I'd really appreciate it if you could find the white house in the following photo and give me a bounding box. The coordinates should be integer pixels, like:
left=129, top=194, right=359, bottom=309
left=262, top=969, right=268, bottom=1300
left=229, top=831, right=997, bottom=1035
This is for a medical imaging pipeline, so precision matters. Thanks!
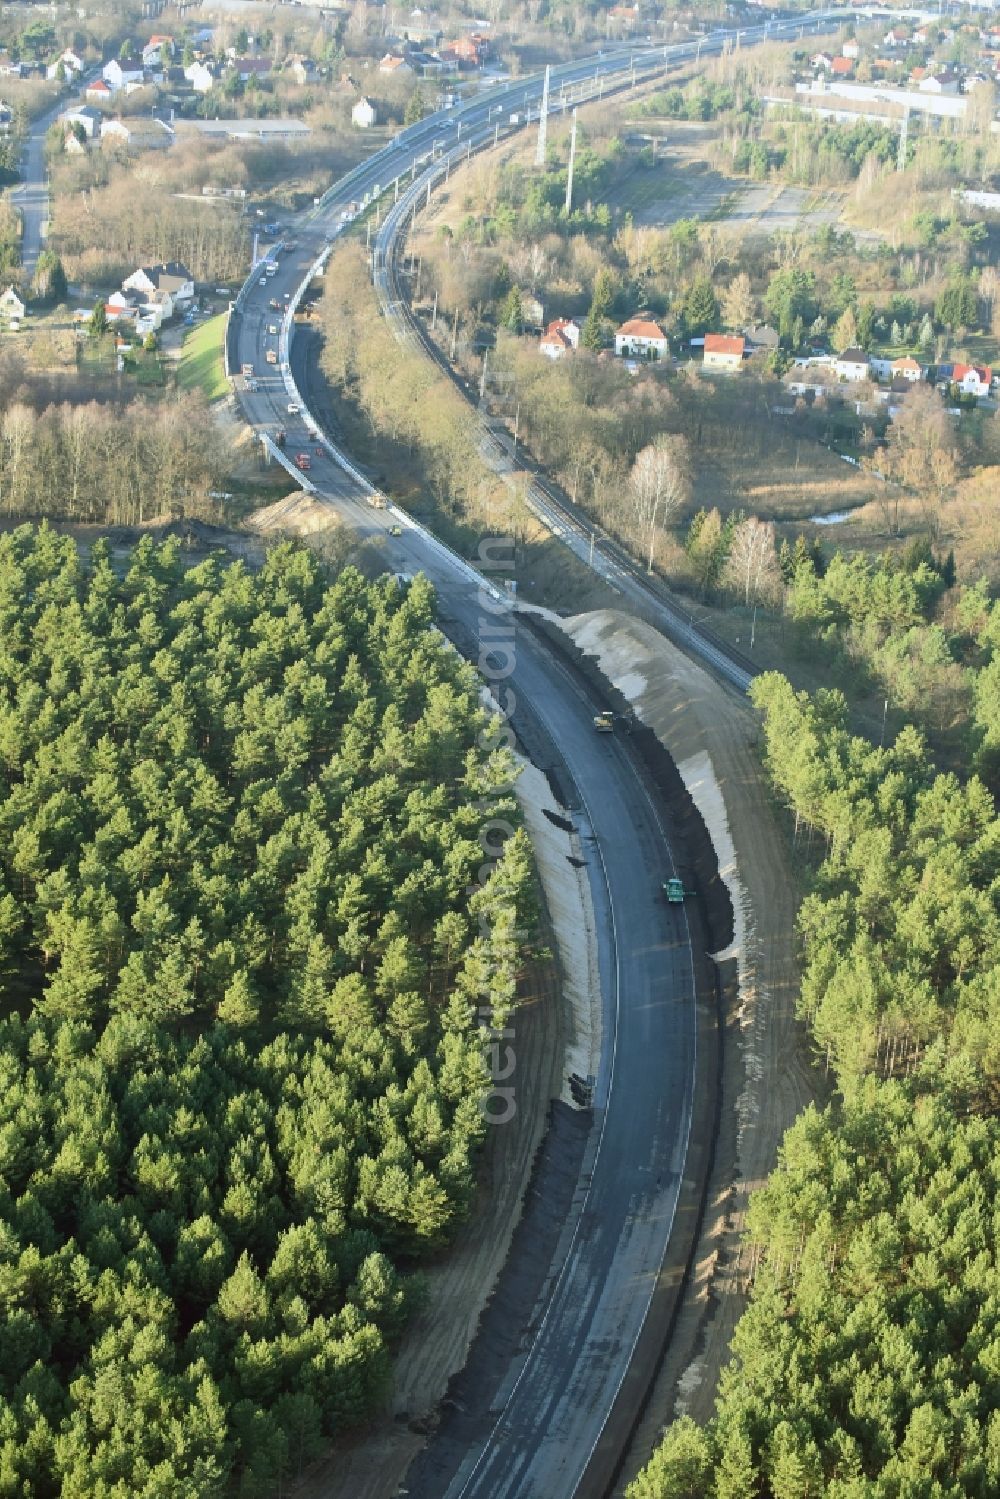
left=142, top=40, right=172, bottom=68
left=703, top=332, right=745, bottom=372
left=0, top=285, right=26, bottom=322
left=614, top=316, right=669, bottom=360
left=123, top=261, right=194, bottom=306
left=950, top=361, right=993, bottom=396
left=289, top=57, right=319, bottom=85
left=919, top=69, right=960, bottom=94
left=85, top=78, right=112, bottom=103
left=842, top=40, right=860, bottom=59
left=184, top=61, right=217, bottom=93
left=891, top=355, right=923, bottom=382
left=811, top=51, right=833, bottom=70
left=103, top=57, right=146, bottom=93
left=539, top=318, right=581, bottom=359
left=834, top=346, right=870, bottom=381
left=884, top=25, right=910, bottom=46
left=47, top=48, right=85, bottom=81
left=351, top=95, right=377, bottom=127
left=62, top=105, right=102, bottom=139
left=108, top=286, right=173, bottom=331
left=379, top=53, right=413, bottom=75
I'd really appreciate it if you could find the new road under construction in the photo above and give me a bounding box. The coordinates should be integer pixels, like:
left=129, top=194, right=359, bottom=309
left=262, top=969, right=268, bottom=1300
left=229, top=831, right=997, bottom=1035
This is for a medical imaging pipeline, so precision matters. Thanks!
left=224, top=13, right=877, bottom=1493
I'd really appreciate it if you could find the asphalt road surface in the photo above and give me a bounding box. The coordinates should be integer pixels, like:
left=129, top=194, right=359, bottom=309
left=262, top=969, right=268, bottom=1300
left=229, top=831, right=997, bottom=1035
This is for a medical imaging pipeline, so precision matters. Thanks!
left=11, top=70, right=99, bottom=278
left=226, top=15, right=851, bottom=1492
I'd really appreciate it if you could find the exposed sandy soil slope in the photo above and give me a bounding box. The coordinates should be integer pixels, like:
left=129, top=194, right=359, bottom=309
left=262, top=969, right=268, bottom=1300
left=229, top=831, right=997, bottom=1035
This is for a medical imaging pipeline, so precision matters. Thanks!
left=557, top=611, right=819, bottom=1488
left=291, top=747, right=600, bottom=1499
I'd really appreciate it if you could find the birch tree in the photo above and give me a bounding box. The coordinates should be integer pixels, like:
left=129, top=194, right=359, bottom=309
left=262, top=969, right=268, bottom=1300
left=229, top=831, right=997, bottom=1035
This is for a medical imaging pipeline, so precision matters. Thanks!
left=628, top=435, right=691, bottom=573
left=723, top=515, right=781, bottom=607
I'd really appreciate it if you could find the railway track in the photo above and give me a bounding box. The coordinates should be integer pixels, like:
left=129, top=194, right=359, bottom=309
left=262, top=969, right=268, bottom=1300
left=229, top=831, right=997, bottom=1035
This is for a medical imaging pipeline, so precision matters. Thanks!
left=373, top=143, right=756, bottom=696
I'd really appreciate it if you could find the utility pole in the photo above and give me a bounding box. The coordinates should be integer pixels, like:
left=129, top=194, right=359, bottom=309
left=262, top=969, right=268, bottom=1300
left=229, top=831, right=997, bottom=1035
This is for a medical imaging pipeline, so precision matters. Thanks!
left=479, top=348, right=489, bottom=402
left=535, top=64, right=550, bottom=166
left=897, top=107, right=909, bottom=172
left=431, top=288, right=438, bottom=330
left=512, top=402, right=519, bottom=458
left=450, top=305, right=459, bottom=361
left=565, top=108, right=578, bottom=214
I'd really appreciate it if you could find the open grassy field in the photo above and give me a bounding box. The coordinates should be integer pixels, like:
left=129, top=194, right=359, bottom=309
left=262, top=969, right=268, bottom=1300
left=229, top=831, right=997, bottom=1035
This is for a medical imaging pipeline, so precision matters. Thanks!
left=177, top=313, right=229, bottom=402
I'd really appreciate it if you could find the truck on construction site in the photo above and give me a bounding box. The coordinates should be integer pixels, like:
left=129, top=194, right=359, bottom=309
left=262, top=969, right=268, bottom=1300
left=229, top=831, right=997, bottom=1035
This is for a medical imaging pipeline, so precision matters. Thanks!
left=368, top=493, right=387, bottom=509
left=241, top=362, right=253, bottom=377
left=294, top=452, right=311, bottom=472
left=593, top=712, right=615, bottom=733
left=266, top=349, right=278, bottom=365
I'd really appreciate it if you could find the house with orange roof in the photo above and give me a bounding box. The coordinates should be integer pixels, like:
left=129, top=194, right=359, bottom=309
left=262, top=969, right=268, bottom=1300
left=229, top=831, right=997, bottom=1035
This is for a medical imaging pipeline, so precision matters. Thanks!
left=539, top=318, right=580, bottom=360
left=614, top=316, right=668, bottom=360
left=703, top=332, right=745, bottom=372
left=890, top=355, right=923, bottom=382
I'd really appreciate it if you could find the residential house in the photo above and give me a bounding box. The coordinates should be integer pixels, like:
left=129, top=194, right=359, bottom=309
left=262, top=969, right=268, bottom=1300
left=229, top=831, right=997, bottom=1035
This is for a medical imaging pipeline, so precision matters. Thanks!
left=0, top=101, right=12, bottom=132
left=102, top=117, right=174, bottom=151
left=884, top=26, right=910, bottom=46
left=539, top=318, right=580, bottom=359
left=288, top=56, right=319, bottom=85
left=950, top=360, right=992, bottom=396
left=47, top=48, right=85, bottom=81
left=123, top=261, right=194, bottom=306
left=834, top=346, right=870, bottom=381
left=0, top=59, right=28, bottom=80
left=441, top=34, right=489, bottom=68
left=891, top=355, right=923, bottom=382
left=919, top=69, right=960, bottom=94
left=149, top=34, right=175, bottom=52
left=0, top=285, right=26, bottom=322
left=703, top=332, right=745, bottom=371
left=85, top=78, right=112, bottom=103
left=614, top=316, right=668, bottom=360
left=842, top=39, right=860, bottom=59
left=108, top=287, right=174, bottom=332
left=103, top=58, right=146, bottom=93
left=352, top=95, right=377, bottom=127
left=379, top=53, right=413, bottom=75
left=63, top=127, right=87, bottom=154
left=831, top=56, right=854, bottom=77
left=228, top=56, right=272, bottom=83
left=811, top=52, right=833, bottom=71
left=184, top=61, right=217, bottom=93
left=62, top=104, right=102, bottom=138
left=744, top=323, right=780, bottom=351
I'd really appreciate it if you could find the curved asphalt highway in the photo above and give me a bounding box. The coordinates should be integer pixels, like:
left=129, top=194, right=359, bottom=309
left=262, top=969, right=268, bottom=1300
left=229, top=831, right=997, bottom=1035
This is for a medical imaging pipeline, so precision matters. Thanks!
left=228, top=13, right=889, bottom=1492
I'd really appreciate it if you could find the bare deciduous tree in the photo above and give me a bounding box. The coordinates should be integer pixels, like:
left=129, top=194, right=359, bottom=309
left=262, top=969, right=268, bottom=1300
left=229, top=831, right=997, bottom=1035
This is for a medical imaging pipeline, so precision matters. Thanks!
left=723, top=515, right=781, bottom=607
left=628, top=435, right=691, bottom=573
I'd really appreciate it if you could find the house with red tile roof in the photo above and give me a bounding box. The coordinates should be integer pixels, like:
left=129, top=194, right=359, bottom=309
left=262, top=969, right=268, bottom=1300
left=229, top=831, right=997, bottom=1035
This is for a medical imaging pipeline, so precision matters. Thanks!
left=703, top=333, right=745, bottom=371
left=614, top=316, right=668, bottom=360
left=950, top=361, right=993, bottom=396
left=539, top=318, right=580, bottom=360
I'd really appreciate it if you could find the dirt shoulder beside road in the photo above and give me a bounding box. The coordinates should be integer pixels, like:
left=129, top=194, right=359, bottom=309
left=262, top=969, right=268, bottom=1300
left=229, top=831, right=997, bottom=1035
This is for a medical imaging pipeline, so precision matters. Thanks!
left=558, top=609, right=819, bottom=1489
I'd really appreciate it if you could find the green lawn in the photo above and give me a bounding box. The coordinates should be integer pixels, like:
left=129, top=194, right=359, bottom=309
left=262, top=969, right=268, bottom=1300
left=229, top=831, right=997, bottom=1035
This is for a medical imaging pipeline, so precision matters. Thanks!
left=178, top=313, right=229, bottom=401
